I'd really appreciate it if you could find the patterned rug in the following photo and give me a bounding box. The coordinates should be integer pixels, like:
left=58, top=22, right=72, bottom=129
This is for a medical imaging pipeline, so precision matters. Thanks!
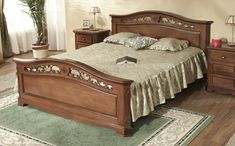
left=0, top=72, right=16, bottom=96
left=0, top=93, right=213, bottom=146
left=226, top=133, right=235, bottom=146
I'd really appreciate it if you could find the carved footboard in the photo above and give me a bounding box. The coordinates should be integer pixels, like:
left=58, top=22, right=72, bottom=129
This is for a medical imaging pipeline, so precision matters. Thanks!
left=14, top=58, right=133, bottom=136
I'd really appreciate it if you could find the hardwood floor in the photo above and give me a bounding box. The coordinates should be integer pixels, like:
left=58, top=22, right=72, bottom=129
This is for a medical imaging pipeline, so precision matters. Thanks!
left=1, top=52, right=235, bottom=146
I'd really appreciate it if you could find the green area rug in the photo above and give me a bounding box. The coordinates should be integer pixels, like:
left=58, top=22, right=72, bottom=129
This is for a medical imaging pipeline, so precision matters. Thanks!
left=0, top=93, right=213, bottom=146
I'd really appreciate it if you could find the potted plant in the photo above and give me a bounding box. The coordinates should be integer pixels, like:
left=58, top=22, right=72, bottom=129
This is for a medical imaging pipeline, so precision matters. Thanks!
left=20, top=0, right=49, bottom=58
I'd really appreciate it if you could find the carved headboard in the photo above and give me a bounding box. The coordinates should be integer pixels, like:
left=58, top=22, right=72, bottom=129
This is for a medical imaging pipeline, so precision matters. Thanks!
left=110, top=11, right=213, bottom=52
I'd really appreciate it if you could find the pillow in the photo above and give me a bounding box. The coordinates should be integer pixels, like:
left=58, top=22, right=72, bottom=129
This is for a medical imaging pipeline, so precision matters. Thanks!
left=124, top=36, right=158, bottom=50
left=149, top=37, right=189, bottom=51
left=103, top=32, right=140, bottom=45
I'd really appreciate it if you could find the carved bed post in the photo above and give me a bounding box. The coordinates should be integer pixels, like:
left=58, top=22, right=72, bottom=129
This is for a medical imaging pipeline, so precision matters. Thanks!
left=116, top=84, right=132, bottom=136
left=16, top=63, right=27, bottom=106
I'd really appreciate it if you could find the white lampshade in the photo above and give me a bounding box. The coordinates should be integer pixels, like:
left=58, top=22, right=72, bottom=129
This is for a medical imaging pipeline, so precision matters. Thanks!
left=226, top=15, right=235, bottom=25
left=90, top=7, right=101, bottom=14
left=225, top=15, right=235, bottom=46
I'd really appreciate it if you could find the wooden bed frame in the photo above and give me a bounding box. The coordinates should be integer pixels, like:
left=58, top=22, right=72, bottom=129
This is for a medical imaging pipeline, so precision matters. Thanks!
left=14, top=11, right=213, bottom=136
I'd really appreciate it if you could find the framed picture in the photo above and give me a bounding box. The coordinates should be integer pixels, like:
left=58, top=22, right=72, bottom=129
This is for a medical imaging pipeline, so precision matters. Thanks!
left=83, top=20, right=90, bottom=30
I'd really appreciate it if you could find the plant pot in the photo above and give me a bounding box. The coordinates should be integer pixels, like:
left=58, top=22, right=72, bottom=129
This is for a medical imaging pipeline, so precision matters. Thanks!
left=32, top=44, right=49, bottom=59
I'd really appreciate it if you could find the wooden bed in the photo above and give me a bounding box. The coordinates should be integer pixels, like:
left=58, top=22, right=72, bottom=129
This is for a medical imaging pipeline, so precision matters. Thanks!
left=14, top=11, right=213, bottom=136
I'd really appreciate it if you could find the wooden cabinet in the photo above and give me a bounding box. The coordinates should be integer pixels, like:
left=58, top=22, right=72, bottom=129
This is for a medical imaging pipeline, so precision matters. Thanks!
left=73, top=29, right=110, bottom=49
left=207, top=45, right=235, bottom=95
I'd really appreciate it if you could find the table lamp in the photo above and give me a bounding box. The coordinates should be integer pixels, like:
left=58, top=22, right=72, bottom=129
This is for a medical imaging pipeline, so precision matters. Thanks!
left=226, top=15, right=235, bottom=46
left=90, top=6, right=101, bottom=31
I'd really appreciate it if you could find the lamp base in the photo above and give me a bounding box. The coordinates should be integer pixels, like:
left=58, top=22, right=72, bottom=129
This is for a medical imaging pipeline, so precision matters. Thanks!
left=227, top=42, right=235, bottom=47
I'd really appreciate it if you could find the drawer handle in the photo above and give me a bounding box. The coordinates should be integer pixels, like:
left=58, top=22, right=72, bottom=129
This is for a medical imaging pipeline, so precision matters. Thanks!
left=221, top=56, right=226, bottom=59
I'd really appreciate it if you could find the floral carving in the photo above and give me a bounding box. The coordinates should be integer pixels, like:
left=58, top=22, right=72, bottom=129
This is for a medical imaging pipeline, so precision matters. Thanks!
left=159, top=16, right=195, bottom=29
left=120, top=15, right=195, bottom=30
left=121, top=15, right=158, bottom=23
left=69, top=68, right=113, bottom=90
left=25, top=65, right=61, bottom=74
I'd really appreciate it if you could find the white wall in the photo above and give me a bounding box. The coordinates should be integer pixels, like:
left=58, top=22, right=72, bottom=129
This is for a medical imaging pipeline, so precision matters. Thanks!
left=65, top=0, right=235, bottom=51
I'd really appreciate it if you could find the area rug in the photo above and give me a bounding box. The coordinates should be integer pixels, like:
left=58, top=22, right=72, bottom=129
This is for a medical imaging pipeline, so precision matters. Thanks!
left=0, top=72, right=16, bottom=96
left=226, top=133, right=235, bottom=146
left=0, top=93, right=213, bottom=146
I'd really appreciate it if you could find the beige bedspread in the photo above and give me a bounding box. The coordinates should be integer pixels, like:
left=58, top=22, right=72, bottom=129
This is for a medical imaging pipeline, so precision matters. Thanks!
left=51, top=42, right=207, bottom=122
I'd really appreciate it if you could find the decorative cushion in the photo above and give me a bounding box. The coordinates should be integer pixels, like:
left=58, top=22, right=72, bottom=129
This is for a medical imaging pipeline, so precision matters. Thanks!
left=149, top=37, right=189, bottom=51
left=104, top=32, right=140, bottom=45
left=124, top=36, right=158, bottom=50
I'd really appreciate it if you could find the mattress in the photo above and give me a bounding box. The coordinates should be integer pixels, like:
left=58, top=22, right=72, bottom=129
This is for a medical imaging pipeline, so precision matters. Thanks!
left=51, top=42, right=207, bottom=122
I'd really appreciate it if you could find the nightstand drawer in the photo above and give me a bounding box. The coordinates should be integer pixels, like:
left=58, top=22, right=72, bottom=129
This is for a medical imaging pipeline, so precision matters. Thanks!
left=75, top=43, right=89, bottom=49
left=213, top=64, right=235, bottom=75
left=208, top=50, right=235, bottom=64
left=76, top=34, right=92, bottom=43
left=212, top=76, right=234, bottom=89
left=73, top=29, right=110, bottom=49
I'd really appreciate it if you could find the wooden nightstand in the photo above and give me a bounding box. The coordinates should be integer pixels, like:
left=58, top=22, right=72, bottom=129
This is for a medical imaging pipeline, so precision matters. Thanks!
left=73, top=29, right=110, bottom=49
left=207, top=44, right=235, bottom=95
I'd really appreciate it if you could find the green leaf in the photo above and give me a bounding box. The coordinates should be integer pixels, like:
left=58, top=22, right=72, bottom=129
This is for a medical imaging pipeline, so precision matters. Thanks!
left=19, top=0, right=47, bottom=45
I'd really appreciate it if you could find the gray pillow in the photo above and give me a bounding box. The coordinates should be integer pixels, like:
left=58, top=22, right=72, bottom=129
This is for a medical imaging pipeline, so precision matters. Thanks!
left=124, top=36, right=158, bottom=50
left=149, top=37, right=189, bottom=51
left=104, top=32, right=140, bottom=45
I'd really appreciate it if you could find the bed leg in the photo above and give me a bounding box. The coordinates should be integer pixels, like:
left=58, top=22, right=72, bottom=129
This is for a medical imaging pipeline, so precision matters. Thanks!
left=18, top=98, right=28, bottom=106
left=116, top=126, right=133, bottom=137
